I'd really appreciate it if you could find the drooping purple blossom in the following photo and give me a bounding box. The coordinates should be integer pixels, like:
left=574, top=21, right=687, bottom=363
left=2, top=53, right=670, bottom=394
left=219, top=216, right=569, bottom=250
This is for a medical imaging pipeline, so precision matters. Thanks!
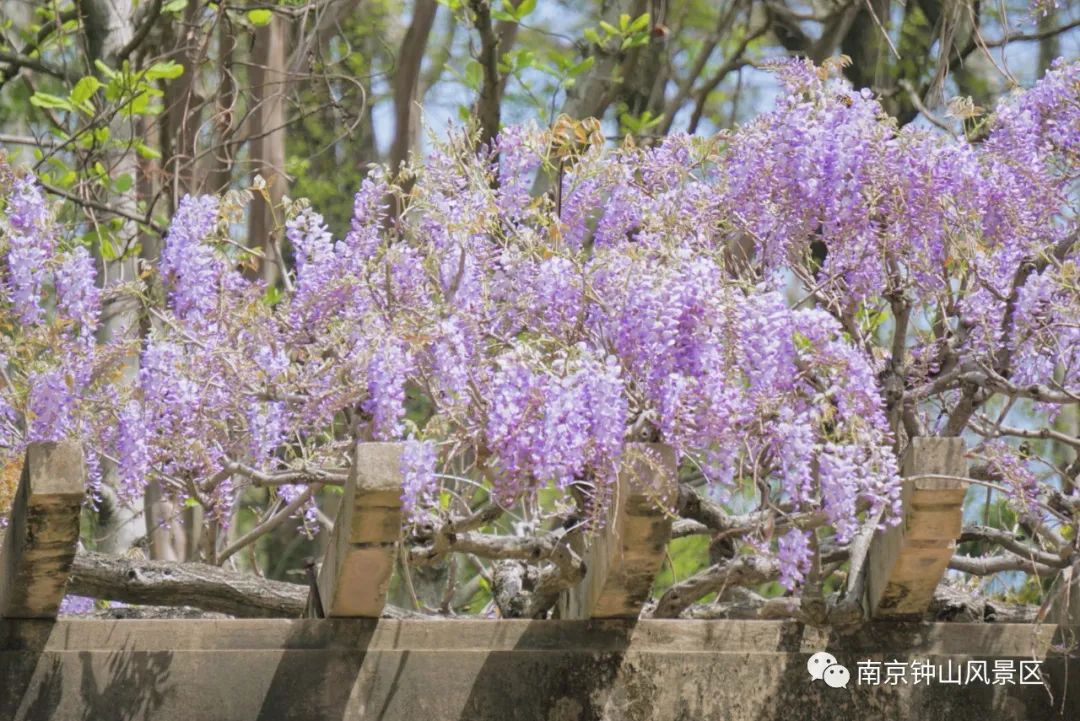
left=401, top=438, right=438, bottom=520
left=116, top=400, right=150, bottom=501
left=778, top=528, right=812, bottom=591
left=363, top=339, right=414, bottom=440
left=3, top=176, right=54, bottom=324
left=159, top=194, right=230, bottom=323
left=55, top=246, right=101, bottom=335
left=26, top=369, right=74, bottom=443
left=483, top=346, right=626, bottom=503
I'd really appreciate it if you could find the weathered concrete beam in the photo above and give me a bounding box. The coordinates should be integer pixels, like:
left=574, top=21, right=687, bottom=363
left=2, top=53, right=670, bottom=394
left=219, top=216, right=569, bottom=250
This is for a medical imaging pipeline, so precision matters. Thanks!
left=1, top=618, right=1076, bottom=720
left=313, top=442, right=403, bottom=618
left=0, top=442, right=84, bottom=619
left=868, top=437, right=968, bottom=619
left=558, top=443, right=677, bottom=619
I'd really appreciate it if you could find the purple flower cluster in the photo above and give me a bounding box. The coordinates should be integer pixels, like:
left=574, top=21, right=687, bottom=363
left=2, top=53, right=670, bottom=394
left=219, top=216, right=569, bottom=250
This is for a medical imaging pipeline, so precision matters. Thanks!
left=363, top=340, right=414, bottom=440
left=483, top=347, right=626, bottom=502
left=777, top=529, right=812, bottom=590
left=116, top=400, right=149, bottom=501
left=1, top=58, right=1076, bottom=582
left=54, top=246, right=101, bottom=335
left=4, top=176, right=54, bottom=324
left=159, top=195, right=232, bottom=323
left=26, top=368, right=74, bottom=442
left=401, top=438, right=438, bottom=519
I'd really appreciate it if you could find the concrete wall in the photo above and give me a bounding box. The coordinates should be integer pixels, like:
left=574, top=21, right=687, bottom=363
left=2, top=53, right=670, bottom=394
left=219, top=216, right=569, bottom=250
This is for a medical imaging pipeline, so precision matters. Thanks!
left=2, top=619, right=1078, bottom=721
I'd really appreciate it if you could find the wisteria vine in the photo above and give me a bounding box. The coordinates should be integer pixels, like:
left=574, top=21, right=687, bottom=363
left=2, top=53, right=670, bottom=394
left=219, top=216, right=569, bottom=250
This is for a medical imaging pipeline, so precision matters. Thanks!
left=0, top=58, right=1077, bottom=613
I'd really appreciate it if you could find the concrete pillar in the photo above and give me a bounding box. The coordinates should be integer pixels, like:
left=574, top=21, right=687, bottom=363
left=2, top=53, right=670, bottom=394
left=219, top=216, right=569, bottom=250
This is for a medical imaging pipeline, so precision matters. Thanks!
left=314, top=442, right=403, bottom=617
left=867, top=437, right=968, bottom=618
left=0, top=442, right=85, bottom=618
left=558, top=443, right=677, bottom=619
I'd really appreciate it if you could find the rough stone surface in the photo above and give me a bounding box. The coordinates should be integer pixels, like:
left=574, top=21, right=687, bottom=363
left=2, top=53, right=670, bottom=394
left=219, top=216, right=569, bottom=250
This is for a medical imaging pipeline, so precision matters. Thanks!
left=1, top=618, right=1077, bottom=720
left=315, top=442, right=403, bottom=618
left=0, top=442, right=84, bottom=619
left=868, top=437, right=968, bottom=618
left=558, top=443, right=676, bottom=619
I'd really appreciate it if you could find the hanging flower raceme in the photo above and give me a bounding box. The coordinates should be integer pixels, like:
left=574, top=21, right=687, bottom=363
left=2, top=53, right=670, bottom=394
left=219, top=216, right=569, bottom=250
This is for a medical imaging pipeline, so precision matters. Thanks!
left=0, top=168, right=111, bottom=477
left=2, top=58, right=1076, bottom=593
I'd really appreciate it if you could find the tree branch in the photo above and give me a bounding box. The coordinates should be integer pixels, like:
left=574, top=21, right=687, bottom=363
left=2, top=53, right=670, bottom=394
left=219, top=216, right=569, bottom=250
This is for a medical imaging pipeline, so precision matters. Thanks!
left=216, top=483, right=322, bottom=565
left=39, top=179, right=165, bottom=234
left=948, top=553, right=1060, bottom=577
left=652, top=554, right=780, bottom=618
left=116, top=0, right=163, bottom=63
left=959, top=524, right=1071, bottom=569
left=0, top=49, right=73, bottom=82
left=69, top=550, right=309, bottom=617
left=68, top=550, right=424, bottom=618
left=389, top=0, right=438, bottom=174
left=468, top=0, right=502, bottom=148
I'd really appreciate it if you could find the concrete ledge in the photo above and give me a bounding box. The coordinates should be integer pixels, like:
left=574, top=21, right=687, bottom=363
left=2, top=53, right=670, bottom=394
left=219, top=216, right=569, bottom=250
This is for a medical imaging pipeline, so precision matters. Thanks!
left=2, top=619, right=1078, bottom=720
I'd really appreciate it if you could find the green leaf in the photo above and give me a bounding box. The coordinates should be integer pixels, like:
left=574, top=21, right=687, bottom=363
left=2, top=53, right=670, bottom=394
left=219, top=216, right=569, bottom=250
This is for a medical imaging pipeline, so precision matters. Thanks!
left=246, top=8, right=273, bottom=26
left=568, top=56, right=594, bottom=76
left=144, top=61, right=184, bottom=80
left=599, top=21, right=618, bottom=35
left=463, top=60, right=482, bottom=90
left=113, top=174, right=133, bottom=193
left=93, top=59, right=118, bottom=79
left=163, top=0, right=188, bottom=11
left=583, top=27, right=601, bottom=45
left=491, top=9, right=515, bottom=22
left=517, top=0, right=536, bottom=17
left=123, top=89, right=163, bottom=116
left=70, top=76, right=102, bottom=106
left=29, top=92, right=71, bottom=111
left=135, top=142, right=162, bottom=160
left=103, top=79, right=122, bottom=102
left=261, top=285, right=283, bottom=306
left=628, top=12, right=651, bottom=33
left=99, top=235, right=118, bottom=262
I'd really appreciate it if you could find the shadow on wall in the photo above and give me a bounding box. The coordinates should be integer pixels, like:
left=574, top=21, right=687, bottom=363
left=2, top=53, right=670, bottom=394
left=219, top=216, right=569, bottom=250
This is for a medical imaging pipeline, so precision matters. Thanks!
left=457, top=620, right=638, bottom=721
left=253, top=620, right=374, bottom=720
left=3, top=618, right=1080, bottom=720
left=752, top=622, right=1080, bottom=721
left=280, top=619, right=641, bottom=721
left=0, top=620, right=61, bottom=721
left=0, top=620, right=175, bottom=721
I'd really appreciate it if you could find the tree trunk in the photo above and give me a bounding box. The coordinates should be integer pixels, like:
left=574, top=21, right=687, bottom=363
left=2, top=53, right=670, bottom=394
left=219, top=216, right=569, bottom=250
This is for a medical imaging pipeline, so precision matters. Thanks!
left=389, top=0, right=438, bottom=175
left=560, top=0, right=647, bottom=121
left=83, top=0, right=147, bottom=556
left=247, top=15, right=288, bottom=285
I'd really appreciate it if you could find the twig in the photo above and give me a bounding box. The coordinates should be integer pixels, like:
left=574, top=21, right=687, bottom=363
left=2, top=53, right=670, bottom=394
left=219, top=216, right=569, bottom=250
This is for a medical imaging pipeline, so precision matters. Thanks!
left=38, top=180, right=165, bottom=234
left=216, top=483, right=322, bottom=564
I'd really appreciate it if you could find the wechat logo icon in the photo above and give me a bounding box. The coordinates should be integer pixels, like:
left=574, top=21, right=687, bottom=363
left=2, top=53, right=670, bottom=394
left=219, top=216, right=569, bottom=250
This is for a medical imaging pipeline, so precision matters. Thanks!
left=807, top=651, right=850, bottom=689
